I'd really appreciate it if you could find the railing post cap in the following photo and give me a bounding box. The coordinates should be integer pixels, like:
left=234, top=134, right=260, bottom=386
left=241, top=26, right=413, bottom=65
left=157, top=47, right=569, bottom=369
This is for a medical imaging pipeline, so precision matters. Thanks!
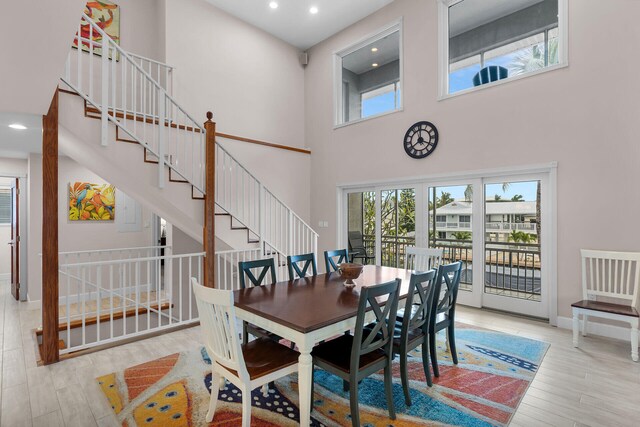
left=206, top=111, right=214, bottom=121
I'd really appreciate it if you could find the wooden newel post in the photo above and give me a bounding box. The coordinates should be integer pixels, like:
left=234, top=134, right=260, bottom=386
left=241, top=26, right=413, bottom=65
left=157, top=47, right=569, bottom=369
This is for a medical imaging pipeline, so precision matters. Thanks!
left=42, top=89, right=60, bottom=364
left=203, top=112, right=216, bottom=288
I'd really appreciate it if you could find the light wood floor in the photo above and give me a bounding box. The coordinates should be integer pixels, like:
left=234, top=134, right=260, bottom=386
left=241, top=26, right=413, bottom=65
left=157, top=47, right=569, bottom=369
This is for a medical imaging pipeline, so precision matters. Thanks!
left=1, top=282, right=639, bottom=427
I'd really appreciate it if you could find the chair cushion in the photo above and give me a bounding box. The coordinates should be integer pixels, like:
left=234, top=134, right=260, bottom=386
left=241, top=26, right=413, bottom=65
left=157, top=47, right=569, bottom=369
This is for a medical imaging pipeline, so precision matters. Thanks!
left=392, top=328, right=425, bottom=348
left=222, top=338, right=299, bottom=381
left=571, top=300, right=639, bottom=317
left=311, top=334, right=387, bottom=374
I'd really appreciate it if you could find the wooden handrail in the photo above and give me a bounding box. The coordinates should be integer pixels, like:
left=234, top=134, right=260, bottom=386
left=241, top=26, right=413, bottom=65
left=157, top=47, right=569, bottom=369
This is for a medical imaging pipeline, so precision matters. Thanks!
left=216, top=132, right=311, bottom=155
left=59, top=89, right=310, bottom=155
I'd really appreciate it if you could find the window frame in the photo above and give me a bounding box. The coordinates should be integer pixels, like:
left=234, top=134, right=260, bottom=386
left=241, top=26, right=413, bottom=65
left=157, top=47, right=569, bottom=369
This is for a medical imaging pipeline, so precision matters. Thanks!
left=333, top=19, right=404, bottom=128
left=437, top=0, right=568, bottom=100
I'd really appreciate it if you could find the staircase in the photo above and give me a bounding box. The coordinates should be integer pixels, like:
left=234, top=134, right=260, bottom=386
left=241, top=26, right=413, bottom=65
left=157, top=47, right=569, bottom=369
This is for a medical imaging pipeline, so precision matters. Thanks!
left=43, top=12, right=317, bottom=357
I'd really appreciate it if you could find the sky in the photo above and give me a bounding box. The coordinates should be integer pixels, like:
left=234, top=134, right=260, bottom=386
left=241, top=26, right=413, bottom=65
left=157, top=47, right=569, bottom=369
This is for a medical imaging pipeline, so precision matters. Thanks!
left=432, top=181, right=538, bottom=202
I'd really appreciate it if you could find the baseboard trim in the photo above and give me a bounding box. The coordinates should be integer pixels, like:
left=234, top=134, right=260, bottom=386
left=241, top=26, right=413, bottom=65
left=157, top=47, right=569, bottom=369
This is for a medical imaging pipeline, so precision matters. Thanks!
left=557, top=316, right=638, bottom=343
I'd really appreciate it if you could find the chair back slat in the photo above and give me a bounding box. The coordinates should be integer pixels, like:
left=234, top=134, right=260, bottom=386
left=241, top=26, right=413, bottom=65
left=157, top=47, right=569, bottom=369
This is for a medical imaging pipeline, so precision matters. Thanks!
left=239, top=258, right=277, bottom=288
left=581, top=250, right=640, bottom=307
left=352, top=279, right=400, bottom=366
left=324, top=249, right=349, bottom=273
left=287, top=253, right=317, bottom=280
left=406, top=247, right=443, bottom=272
left=191, top=278, right=247, bottom=379
left=434, top=262, right=463, bottom=315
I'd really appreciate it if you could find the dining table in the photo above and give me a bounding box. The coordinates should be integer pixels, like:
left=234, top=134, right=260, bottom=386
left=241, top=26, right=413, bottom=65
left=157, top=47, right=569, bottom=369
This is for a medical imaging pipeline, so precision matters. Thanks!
left=233, top=264, right=414, bottom=427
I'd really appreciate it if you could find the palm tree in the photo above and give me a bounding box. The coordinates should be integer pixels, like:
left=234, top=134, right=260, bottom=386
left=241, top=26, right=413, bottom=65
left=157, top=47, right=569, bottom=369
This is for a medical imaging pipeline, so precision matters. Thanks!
left=493, top=194, right=502, bottom=202
left=510, top=37, right=559, bottom=76
left=511, top=194, right=524, bottom=201
left=464, top=182, right=510, bottom=202
left=437, top=191, right=454, bottom=207
left=452, top=231, right=471, bottom=241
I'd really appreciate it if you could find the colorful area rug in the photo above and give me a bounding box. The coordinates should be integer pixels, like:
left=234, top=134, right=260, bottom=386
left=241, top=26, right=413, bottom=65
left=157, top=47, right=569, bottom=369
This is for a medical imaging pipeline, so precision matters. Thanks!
left=97, top=324, right=548, bottom=426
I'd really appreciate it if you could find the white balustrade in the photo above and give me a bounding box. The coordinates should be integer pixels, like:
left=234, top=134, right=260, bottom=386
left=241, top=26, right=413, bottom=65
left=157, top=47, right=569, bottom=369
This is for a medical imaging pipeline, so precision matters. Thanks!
left=58, top=252, right=203, bottom=354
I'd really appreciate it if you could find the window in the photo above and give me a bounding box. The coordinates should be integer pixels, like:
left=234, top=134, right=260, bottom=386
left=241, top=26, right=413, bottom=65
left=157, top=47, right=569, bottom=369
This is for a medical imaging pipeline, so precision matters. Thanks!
left=361, top=82, right=401, bottom=118
left=459, top=215, right=471, bottom=223
left=436, top=215, right=446, bottom=223
left=440, top=0, right=567, bottom=97
left=0, top=188, right=11, bottom=224
left=335, top=21, right=402, bottom=126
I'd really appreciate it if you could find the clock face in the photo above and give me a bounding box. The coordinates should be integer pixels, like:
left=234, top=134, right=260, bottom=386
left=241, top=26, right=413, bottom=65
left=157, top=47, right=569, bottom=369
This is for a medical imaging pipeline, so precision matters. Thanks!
left=404, top=121, right=438, bottom=159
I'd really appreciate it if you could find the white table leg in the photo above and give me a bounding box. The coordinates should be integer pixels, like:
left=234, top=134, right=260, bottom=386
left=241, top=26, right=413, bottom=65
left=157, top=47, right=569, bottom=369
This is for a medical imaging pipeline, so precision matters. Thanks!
left=297, top=340, right=313, bottom=427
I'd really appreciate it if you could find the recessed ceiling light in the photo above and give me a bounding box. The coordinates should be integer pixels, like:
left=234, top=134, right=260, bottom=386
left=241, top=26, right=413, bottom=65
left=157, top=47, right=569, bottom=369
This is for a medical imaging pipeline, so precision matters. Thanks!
left=372, top=63, right=379, bottom=67
left=8, top=123, right=27, bottom=130
left=371, top=47, right=378, bottom=52
left=309, top=6, right=318, bottom=14
left=269, top=1, right=278, bottom=9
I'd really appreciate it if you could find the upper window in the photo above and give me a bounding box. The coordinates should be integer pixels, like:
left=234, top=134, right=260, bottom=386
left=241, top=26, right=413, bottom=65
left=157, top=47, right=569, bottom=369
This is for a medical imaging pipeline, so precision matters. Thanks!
left=335, top=21, right=402, bottom=126
left=440, top=0, right=567, bottom=97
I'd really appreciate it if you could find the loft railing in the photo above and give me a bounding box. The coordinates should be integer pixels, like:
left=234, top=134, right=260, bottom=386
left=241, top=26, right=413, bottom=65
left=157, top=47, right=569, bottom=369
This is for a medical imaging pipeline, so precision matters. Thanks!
left=56, top=252, right=203, bottom=354
left=60, top=12, right=317, bottom=261
left=51, top=247, right=289, bottom=354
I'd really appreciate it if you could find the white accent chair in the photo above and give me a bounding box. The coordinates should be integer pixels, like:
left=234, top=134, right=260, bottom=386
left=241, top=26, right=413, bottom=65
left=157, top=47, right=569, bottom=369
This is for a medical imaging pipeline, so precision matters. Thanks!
left=406, top=247, right=443, bottom=272
left=572, top=250, right=640, bottom=361
left=191, top=278, right=300, bottom=426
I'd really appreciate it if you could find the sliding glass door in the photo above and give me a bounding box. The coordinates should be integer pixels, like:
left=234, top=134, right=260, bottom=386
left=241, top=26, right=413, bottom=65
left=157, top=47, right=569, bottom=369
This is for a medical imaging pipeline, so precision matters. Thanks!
left=482, top=176, right=548, bottom=318
left=345, top=186, right=417, bottom=268
left=341, top=170, right=552, bottom=319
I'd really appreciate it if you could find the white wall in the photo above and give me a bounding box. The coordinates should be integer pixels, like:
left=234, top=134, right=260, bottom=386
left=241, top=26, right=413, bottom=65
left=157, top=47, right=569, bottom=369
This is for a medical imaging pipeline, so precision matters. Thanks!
left=0, top=179, right=12, bottom=277
left=0, top=0, right=86, bottom=114
left=27, top=154, right=154, bottom=301
left=304, top=0, right=640, bottom=319
left=163, top=0, right=306, bottom=150
left=0, top=158, right=28, bottom=177
left=152, top=0, right=312, bottom=222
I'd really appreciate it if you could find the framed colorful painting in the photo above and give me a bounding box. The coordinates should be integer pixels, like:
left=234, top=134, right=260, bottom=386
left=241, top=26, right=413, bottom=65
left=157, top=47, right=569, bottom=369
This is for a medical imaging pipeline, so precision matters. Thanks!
left=69, top=182, right=116, bottom=221
left=74, top=1, right=120, bottom=58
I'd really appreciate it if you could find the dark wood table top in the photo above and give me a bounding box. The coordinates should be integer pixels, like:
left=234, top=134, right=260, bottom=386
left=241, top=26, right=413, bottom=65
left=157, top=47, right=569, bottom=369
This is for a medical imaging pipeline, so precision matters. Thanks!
left=233, top=265, right=413, bottom=334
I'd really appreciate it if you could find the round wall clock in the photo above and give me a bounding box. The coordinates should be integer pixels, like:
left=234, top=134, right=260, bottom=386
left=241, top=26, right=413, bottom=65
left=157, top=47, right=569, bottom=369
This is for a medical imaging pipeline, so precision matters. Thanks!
left=403, top=121, right=438, bottom=159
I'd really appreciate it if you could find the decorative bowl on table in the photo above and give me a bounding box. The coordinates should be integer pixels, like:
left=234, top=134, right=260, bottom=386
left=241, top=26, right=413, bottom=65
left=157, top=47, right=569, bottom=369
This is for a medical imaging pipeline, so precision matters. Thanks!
left=338, top=263, right=364, bottom=288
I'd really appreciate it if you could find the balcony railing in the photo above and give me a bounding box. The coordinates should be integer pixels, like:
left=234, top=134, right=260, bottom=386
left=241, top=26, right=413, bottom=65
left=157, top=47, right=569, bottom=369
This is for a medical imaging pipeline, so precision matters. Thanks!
left=431, top=238, right=474, bottom=291
left=362, top=234, right=415, bottom=268
left=431, top=221, right=536, bottom=232
left=485, top=222, right=537, bottom=231
left=484, top=241, right=541, bottom=300
left=360, top=235, right=541, bottom=300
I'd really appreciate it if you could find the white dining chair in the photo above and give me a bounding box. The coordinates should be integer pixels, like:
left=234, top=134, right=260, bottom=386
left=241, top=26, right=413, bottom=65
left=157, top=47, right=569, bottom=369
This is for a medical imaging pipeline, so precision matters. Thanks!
left=572, top=250, right=640, bottom=361
left=406, top=247, right=443, bottom=272
left=191, top=278, right=300, bottom=426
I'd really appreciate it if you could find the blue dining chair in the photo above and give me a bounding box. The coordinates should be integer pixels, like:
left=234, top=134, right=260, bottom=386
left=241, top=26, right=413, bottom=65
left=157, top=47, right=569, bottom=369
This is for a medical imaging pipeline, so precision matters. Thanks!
left=287, top=253, right=317, bottom=280
left=429, top=261, right=463, bottom=377
left=324, top=249, right=349, bottom=273
left=238, top=258, right=279, bottom=345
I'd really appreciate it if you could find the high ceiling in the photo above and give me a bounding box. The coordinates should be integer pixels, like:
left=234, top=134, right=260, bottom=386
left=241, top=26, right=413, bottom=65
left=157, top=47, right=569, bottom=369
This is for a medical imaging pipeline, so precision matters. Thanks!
left=205, top=0, right=394, bottom=50
left=449, top=0, right=544, bottom=37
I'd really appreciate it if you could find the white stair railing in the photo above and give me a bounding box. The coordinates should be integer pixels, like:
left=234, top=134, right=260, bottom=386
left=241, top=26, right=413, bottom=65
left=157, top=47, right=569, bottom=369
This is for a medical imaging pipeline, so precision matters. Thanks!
left=61, top=13, right=317, bottom=263
left=58, top=251, right=203, bottom=354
